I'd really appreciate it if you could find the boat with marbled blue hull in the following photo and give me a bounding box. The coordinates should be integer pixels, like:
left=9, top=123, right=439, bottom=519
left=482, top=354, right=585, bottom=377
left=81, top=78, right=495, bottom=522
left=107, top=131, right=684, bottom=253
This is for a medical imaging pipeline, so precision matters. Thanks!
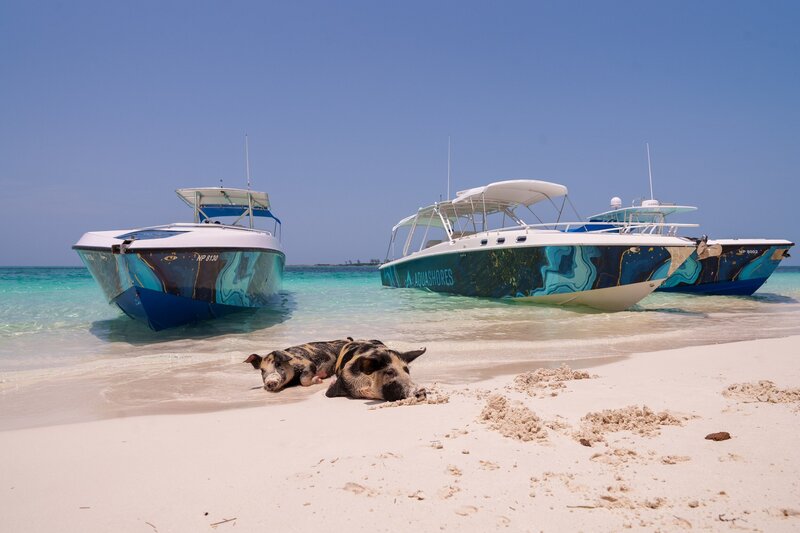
left=586, top=199, right=793, bottom=296
left=658, top=241, right=791, bottom=295
left=380, top=180, right=696, bottom=311
left=74, top=188, right=284, bottom=330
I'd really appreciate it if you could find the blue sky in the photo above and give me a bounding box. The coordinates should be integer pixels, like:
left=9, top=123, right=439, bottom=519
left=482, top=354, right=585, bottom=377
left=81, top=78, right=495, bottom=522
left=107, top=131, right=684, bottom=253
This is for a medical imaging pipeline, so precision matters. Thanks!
left=1, top=1, right=798, bottom=266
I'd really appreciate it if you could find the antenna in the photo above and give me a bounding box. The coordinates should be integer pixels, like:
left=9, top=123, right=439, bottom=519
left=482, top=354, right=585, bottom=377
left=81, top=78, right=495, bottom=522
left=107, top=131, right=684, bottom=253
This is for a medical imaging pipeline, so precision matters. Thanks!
left=245, top=134, right=252, bottom=190
left=447, top=136, right=451, bottom=200
left=646, top=142, right=654, bottom=200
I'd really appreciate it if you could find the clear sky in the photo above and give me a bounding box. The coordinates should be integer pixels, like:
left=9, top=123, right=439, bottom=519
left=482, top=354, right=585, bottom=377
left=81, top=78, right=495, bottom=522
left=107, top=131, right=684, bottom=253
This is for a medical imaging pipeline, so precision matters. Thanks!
left=1, top=1, right=798, bottom=266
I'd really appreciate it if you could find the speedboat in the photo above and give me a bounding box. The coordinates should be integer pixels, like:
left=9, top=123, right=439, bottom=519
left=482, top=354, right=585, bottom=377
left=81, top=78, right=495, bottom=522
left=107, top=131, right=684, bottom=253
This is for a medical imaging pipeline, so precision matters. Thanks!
left=73, top=187, right=285, bottom=330
left=587, top=197, right=794, bottom=296
left=379, top=180, right=698, bottom=311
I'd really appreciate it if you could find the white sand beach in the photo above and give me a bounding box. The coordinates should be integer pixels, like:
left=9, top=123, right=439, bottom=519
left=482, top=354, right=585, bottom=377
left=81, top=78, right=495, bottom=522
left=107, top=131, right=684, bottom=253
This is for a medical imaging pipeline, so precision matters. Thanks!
left=2, top=336, right=800, bottom=532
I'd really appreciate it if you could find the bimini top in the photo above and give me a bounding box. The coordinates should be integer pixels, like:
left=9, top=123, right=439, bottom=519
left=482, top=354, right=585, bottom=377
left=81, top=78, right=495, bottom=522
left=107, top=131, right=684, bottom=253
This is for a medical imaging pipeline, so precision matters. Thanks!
left=176, top=187, right=280, bottom=223
left=452, top=179, right=568, bottom=207
left=589, top=204, right=697, bottom=224
left=392, top=179, right=568, bottom=231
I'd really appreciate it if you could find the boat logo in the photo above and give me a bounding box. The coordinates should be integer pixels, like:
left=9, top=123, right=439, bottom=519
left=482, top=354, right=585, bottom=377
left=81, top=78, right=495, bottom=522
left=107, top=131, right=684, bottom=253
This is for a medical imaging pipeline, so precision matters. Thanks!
left=405, top=268, right=455, bottom=288
left=163, top=254, right=178, bottom=262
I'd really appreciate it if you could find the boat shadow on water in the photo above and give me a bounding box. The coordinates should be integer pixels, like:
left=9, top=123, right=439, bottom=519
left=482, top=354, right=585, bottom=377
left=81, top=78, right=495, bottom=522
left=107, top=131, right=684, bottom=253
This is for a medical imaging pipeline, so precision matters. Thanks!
left=747, top=292, right=798, bottom=304
left=630, top=306, right=709, bottom=318
left=88, top=291, right=296, bottom=345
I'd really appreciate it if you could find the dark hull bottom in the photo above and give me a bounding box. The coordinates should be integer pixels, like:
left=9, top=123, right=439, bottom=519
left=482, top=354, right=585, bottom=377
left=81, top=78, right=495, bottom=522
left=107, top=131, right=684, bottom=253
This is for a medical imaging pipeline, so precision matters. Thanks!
left=657, top=277, right=768, bottom=296
left=113, top=286, right=245, bottom=331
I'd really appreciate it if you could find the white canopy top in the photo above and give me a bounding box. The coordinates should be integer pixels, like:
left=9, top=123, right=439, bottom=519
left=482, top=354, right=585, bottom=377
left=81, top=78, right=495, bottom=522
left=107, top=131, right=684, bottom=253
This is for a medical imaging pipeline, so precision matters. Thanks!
left=176, top=187, right=271, bottom=209
left=391, top=179, right=568, bottom=231
left=452, top=179, right=568, bottom=207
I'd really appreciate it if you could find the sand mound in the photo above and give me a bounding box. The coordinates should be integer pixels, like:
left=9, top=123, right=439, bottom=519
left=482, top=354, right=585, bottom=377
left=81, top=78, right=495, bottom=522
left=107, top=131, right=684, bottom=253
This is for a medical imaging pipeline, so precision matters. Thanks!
left=723, top=381, right=800, bottom=404
left=479, top=394, right=547, bottom=442
left=370, top=386, right=450, bottom=409
left=513, top=364, right=594, bottom=397
left=575, top=405, right=685, bottom=444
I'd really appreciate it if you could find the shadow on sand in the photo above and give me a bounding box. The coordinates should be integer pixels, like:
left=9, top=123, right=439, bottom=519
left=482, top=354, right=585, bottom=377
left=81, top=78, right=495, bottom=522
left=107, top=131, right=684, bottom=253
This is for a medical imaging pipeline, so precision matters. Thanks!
left=88, top=291, right=296, bottom=345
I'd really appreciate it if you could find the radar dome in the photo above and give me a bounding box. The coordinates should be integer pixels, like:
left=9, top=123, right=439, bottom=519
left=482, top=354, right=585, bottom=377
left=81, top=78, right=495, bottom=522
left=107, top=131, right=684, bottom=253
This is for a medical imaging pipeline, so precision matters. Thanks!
left=610, top=197, right=622, bottom=209
left=641, top=199, right=661, bottom=207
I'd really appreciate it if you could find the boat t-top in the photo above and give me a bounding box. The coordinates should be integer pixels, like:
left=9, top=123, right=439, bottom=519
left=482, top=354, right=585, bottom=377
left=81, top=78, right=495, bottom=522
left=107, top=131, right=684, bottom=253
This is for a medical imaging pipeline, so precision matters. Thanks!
left=379, top=179, right=699, bottom=311
left=74, top=187, right=285, bottom=330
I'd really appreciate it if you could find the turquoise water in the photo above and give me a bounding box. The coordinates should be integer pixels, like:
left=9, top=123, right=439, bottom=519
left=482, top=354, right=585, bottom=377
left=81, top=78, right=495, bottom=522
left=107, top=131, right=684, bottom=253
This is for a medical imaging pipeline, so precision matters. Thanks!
left=1, top=266, right=800, bottom=372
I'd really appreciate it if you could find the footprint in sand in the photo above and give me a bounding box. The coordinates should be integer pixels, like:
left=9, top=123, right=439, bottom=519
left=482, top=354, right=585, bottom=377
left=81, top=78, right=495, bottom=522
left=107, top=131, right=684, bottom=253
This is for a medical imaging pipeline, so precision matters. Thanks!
left=447, top=465, right=462, bottom=476
left=455, top=505, right=478, bottom=516
left=479, top=460, right=500, bottom=470
left=342, top=482, right=377, bottom=497
left=438, top=485, right=461, bottom=499
left=660, top=455, right=691, bottom=465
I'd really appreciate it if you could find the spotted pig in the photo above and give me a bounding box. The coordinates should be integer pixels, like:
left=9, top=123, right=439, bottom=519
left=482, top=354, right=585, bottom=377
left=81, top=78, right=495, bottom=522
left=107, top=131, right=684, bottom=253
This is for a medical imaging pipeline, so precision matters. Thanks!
left=244, top=339, right=350, bottom=392
left=325, top=339, right=427, bottom=401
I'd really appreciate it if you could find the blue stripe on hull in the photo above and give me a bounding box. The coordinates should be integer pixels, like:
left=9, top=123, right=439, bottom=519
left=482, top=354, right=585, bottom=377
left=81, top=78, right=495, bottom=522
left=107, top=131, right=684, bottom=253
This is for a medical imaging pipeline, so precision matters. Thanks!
left=657, top=277, right=768, bottom=296
left=113, top=286, right=243, bottom=331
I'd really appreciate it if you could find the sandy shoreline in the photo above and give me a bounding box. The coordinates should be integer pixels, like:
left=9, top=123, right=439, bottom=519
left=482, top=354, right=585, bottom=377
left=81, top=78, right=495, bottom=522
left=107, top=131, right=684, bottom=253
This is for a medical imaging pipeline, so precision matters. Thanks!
left=2, top=336, right=800, bottom=531
left=0, top=342, right=629, bottom=431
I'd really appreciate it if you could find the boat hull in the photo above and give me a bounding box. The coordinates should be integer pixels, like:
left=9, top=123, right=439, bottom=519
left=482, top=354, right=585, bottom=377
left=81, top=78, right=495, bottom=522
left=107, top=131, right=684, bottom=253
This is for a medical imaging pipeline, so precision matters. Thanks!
left=380, top=244, right=691, bottom=311
left=658, top=242, right=793, bottom=296
left=75, top=248, right=285, bottom=330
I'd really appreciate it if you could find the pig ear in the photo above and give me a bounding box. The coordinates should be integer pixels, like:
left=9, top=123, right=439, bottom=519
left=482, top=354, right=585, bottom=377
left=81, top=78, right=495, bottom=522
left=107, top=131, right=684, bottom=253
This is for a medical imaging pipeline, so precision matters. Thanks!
left=270, top=351, right=292, bottom=364
left=325, top=377, right=349, bottom=398
left=399, top=347, right=426, bottom=364
left=356, top=354, right=389, bottom=375
left=244, top=354, right=263, bottom=369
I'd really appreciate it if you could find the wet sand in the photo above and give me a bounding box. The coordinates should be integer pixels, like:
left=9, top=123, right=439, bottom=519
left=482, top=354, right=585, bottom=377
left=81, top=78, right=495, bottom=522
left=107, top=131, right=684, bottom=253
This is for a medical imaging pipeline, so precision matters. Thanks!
left=0, top=344, right=625, bottom=431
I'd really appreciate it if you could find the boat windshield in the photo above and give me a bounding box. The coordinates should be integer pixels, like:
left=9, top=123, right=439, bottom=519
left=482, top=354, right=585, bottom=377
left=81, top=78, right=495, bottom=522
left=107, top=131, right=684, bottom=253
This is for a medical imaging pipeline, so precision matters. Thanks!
left=579, top=202, right=698, bottom=236
left=175, top=187, right=282, bottom=238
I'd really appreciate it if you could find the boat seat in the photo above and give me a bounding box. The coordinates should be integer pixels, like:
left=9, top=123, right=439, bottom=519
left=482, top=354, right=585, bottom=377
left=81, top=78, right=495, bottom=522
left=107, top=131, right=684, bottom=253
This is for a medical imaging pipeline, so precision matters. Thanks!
left=424, top=239, right=443, bottom=249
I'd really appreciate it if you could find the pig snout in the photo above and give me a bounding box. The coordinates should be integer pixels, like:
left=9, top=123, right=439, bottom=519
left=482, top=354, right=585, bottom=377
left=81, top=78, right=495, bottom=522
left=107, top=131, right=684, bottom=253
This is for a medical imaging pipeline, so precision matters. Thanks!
left=263, top=372, right=282, bottom=391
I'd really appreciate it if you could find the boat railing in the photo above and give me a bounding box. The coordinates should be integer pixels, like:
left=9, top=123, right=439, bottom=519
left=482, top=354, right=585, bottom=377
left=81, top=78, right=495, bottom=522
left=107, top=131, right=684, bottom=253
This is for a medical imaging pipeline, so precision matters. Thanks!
left=529, top=221, right=699, bottom=235
left=446, top=221, right=699, bottom=236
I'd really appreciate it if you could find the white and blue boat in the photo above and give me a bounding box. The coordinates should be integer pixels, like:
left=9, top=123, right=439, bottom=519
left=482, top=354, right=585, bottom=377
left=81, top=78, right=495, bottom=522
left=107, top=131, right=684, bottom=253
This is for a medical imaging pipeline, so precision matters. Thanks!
left=380, top=180, right=698, bottom=311
left=586, top=197, right=794, bottom=296
left=73, top=187, right=285, bottom=330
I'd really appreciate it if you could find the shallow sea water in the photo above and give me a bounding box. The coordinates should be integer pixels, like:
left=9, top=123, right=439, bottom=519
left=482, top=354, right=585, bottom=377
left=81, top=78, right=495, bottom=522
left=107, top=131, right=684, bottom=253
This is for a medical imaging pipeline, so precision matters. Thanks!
left=1, top=265, right=799, bottom=373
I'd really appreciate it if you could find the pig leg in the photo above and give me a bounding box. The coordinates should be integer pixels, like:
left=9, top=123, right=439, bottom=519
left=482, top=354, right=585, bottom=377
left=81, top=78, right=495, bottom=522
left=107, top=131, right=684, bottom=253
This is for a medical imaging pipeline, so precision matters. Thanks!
left=300, top=363, right=321, bottom=386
